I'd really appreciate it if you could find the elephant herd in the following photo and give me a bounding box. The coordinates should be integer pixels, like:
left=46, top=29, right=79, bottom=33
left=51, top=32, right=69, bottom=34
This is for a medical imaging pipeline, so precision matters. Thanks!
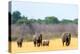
left=17, top=32, right=71, bottom=48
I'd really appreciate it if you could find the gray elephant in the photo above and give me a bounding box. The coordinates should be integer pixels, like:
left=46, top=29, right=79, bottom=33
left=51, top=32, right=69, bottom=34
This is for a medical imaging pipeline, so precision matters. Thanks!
left=62, top=33, right=71, bottom=46
left=33, top=33, right=42, bottom=47
left=17, top=37, right=23, bottom=48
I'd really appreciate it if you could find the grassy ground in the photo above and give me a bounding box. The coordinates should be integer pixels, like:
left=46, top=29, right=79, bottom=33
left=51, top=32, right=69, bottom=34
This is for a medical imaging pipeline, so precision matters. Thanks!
left=10, top=37, right=78, bottom=53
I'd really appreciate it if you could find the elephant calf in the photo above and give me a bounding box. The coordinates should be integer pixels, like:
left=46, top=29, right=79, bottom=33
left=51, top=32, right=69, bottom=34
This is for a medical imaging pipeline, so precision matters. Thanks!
left=42, top=40, right=49, bottom=46
left=62, top=33, right=71, bottom=46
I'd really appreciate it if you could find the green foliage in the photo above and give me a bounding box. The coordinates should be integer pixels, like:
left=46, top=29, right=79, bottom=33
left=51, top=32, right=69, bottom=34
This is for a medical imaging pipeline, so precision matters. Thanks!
left=45, top=16, right=59, bottom=24
left=37, top=19, right=43, bottom=24
left=12, top=11, right=21, bottom=24
left=60, top=19, right=73, bottom=24
left=29, top=19, right=37, bottom=23
left=16, top=17, right=28, bottom=25
left=11, top=11, right=78, bottom=25
left=73, top=18, right=78, bottom=24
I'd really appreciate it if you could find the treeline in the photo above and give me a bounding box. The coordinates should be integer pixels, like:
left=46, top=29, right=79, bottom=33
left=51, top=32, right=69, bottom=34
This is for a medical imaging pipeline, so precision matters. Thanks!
left=10, top=11, right=78, bottom=24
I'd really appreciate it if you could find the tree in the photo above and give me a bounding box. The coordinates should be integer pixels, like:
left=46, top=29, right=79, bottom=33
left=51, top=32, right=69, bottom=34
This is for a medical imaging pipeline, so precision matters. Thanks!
left=60, top=19, right=73, bottom=24
left=16, top=16, right=29, bottom=24
left=12, top=11, right=21, bottom=24
left=73, top=18, right=78, bottom=24
left=37, top=19, right=42, bottom=24
left=45, top=16, right=59, bottom=24
left=29, top=19, right=36, bottom=23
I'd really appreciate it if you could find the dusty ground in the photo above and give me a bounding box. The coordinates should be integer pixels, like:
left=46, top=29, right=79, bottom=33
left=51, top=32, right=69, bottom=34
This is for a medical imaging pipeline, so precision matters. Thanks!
left=11, top=38, right=78, bottom=53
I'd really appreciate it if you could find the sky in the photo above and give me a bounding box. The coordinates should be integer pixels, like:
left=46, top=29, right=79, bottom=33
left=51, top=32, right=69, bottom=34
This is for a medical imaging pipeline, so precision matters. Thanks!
left=12, top=1, right=78, bottom=20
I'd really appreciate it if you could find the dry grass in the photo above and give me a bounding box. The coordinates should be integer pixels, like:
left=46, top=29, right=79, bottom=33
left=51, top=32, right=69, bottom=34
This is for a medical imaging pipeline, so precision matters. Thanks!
left=11, top=37, right=78, bottom=53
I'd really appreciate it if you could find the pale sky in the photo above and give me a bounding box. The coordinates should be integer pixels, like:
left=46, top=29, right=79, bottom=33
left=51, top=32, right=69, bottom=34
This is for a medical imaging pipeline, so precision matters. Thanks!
left=12, top=1, right=78, bottom=20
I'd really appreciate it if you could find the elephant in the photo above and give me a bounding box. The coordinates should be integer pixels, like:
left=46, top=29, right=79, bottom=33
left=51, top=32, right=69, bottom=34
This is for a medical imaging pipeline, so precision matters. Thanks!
left=33, top=33, right=42, bottom=47
left=42, top=40, right=49, bottom=46
left=17, top=37, right=23, bottom=48
left=62, top=32, right=71, bottom=46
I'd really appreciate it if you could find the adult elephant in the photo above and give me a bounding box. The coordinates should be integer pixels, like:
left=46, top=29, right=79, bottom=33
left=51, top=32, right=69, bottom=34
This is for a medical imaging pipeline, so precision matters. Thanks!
left=33, top=33, right=42, bottom=47
left=62, top=32, right=71, bottom=46
left=17, top=37, right=23, bottom=48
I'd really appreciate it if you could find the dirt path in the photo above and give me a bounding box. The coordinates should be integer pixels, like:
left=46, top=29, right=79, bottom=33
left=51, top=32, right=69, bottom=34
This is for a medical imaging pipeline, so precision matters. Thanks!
left=11, top=38, right=78, bottom=53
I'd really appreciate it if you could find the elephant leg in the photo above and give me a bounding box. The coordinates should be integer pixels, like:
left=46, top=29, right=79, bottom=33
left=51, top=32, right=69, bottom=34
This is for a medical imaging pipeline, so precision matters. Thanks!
left=66, top=41, right=70, bottom=46
left=19, top=43, right=20, bottom=47
left=37, top=42, right=40, bottom=47
left=68, top=41, right=70, bottom=45
left=66, top=42, right=68, bottom=46
left=17, top=42, right=19, bottom=47
left=37, top=43, right=38, bottom=47
left=37, top=40, right=40, bottom=47
left=34, top=41, right=36, bottom=47
left=41, top=41, right=42, bottom=46
left=47, top=43, right=49, bottom=46
left=20, top=42, right=22, bottom=47
left=66, top=38, right=70, bottom=46
left=66, top=42, right=69, bottom=46
left=38, top=43, right=40, bottom=47
left=37, top=43, right=39, bottom=47
left=20, top=43, right=21, bottom=47
left=17, top=42, right=20, bottom=47
left=63, top=41, right=64, bottom=46
left=67, top=42, right=70, bottom=46
left=21, top=42, right=22, bottom=47
left=36, top=41, right=38, bottom=47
